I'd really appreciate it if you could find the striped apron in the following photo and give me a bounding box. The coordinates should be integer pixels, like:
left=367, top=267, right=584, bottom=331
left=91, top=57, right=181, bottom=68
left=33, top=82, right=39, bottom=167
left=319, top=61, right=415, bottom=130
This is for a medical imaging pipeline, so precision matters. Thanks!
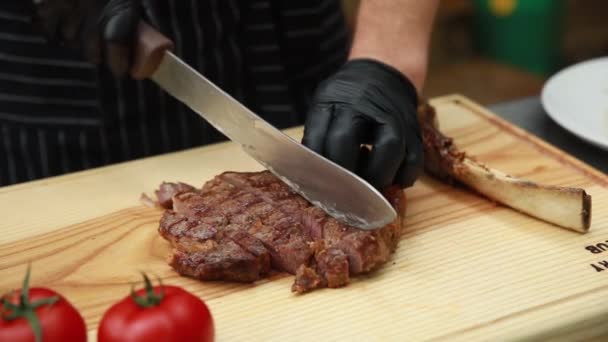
left=0, top=0, right=350, bottom=186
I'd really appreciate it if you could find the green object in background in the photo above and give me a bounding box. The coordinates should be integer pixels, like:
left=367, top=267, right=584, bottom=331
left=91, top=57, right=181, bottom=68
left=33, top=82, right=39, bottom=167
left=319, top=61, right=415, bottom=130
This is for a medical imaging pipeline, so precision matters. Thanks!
left=473, top=0, right=565, bottom=76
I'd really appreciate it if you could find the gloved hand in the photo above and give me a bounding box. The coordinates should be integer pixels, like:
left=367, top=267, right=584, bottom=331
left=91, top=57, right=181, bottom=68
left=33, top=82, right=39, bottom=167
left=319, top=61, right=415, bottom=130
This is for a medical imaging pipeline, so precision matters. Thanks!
left=30, top=0, right=163, bottom=76
left=302, top=59, right=423, bottom=190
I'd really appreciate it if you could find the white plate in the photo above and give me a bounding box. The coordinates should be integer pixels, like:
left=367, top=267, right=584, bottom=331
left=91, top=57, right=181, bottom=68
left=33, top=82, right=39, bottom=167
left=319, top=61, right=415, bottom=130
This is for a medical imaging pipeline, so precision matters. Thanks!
left=541, top=57, right=608, bottom=150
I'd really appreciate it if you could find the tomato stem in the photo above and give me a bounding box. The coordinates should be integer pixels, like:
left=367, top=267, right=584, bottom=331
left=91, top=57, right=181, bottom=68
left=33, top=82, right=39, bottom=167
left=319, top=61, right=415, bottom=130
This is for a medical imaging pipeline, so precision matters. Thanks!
left=0, top=264, right=58, bottom=342
left=131, top=272, right=165, bottom=308
left=21, top=263, right=31, bottom=305
left=22, top=309, right=42, bottom=342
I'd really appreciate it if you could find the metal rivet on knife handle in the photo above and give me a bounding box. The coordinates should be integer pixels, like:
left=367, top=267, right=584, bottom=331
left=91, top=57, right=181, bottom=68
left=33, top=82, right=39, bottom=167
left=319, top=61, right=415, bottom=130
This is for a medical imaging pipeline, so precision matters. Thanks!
left=131, top=22, right=175, bottom=80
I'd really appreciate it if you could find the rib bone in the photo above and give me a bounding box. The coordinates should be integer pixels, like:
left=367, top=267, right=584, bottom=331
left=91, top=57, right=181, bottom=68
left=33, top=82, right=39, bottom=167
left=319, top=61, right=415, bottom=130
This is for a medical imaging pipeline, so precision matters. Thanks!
left=418, top=103, right=591, bottom=233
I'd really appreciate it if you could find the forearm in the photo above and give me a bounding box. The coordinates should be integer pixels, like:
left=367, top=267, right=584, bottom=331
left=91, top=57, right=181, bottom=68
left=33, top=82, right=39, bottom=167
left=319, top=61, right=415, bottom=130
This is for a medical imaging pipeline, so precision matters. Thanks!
left=348, top=0, right=439, bottom=93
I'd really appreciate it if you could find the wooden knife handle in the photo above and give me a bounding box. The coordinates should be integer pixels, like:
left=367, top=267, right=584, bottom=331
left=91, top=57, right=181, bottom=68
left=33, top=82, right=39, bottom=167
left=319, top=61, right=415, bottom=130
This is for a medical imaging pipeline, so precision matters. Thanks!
left=130, top=21, right=174, bottom=80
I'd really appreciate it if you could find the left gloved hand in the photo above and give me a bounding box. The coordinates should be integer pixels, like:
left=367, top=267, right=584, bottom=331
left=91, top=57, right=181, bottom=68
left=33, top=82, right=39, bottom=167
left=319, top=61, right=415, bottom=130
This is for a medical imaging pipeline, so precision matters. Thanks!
left=302, top=59, right=423, bottom=190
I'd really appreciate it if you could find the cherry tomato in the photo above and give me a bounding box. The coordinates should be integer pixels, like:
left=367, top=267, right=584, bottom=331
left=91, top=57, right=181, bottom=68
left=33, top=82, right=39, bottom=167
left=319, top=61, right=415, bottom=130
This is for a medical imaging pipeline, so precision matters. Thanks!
left=98, top=274, right=214, bottom=342
left=0, top=266, right=87, bottom=342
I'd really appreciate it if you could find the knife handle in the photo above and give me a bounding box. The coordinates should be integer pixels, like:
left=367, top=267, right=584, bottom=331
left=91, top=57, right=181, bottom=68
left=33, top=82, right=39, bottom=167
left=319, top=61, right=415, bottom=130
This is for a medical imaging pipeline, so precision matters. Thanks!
left=131, top=21, right=175, bottom=80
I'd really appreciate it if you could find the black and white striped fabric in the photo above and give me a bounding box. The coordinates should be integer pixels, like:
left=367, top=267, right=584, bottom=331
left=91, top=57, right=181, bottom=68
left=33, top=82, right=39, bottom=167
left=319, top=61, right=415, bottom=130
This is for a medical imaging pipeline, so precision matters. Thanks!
left=0, top=0, right=350, bottom=186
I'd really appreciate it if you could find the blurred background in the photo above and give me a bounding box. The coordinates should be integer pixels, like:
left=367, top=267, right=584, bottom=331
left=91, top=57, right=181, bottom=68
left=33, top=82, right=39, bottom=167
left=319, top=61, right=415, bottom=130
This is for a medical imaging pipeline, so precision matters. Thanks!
left=341, top=0, right=608, bottom=105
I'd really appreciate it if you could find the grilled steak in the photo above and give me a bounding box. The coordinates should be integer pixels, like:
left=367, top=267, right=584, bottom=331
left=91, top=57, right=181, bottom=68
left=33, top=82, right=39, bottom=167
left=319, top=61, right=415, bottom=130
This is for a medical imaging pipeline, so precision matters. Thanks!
left=156, top=171, right=405, bottom=293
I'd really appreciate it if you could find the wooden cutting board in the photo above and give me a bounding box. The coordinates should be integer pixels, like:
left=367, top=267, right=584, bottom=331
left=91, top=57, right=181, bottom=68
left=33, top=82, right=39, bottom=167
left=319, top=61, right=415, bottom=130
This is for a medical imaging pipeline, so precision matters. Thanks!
left=1, top=95, right=607, bottom=341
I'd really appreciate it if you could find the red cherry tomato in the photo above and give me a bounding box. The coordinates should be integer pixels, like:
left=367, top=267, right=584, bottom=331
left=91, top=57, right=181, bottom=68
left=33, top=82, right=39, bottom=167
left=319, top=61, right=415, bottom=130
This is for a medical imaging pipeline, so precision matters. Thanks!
left=0, top=266, right=87, bottom=342
left=98, top=274, right=214, bottom=342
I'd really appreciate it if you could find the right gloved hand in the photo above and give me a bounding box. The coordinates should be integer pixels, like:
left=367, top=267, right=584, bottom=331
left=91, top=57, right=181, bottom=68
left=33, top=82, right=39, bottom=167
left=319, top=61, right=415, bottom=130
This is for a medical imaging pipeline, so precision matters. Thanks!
left=30, top=0, right=163, bottom=77
left=302, top=59, right=424, bottom=190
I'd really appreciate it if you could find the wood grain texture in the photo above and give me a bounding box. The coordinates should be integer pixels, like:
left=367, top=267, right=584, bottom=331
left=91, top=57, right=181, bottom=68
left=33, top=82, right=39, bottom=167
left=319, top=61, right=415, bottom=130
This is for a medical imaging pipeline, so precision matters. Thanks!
left=1, top=95, right=607, bottom=341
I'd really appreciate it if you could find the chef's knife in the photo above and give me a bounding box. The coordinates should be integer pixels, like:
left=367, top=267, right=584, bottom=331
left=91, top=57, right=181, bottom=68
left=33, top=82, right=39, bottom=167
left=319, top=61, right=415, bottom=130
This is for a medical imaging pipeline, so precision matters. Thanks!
left=131, top=23, right=397, bottom=230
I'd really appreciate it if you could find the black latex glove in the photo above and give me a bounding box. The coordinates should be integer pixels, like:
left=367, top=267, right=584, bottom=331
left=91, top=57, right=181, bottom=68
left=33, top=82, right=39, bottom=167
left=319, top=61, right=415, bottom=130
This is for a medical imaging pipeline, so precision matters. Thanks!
left=30, top=0, right=162, bottom=76
left=302, top=59, right=423, bottom=190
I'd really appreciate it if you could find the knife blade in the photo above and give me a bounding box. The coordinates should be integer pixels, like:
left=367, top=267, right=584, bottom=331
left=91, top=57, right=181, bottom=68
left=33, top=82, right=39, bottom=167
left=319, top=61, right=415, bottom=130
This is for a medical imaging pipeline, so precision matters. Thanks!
left=131, top=23, right=397, bottom=230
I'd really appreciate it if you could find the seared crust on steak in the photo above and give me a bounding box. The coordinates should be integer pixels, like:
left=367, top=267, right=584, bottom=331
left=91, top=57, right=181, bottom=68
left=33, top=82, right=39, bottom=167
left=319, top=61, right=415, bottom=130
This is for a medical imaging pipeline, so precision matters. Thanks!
left=157, top=171, right=405, bottom=293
